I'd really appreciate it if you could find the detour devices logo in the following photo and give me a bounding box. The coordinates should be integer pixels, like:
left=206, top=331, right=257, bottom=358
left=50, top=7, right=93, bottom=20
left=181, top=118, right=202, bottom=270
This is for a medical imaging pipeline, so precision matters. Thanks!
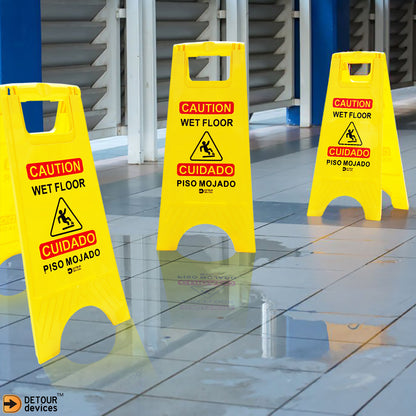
left=2, top=395, right=22, bottom=413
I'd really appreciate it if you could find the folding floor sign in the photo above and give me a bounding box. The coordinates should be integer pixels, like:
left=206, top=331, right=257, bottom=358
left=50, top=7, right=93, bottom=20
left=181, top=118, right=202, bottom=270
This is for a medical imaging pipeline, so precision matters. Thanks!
left=157, top=42, right=255, bottom=252
left=307, top=52, right=408, bottom=221
left=0, top=83, right=130, bottom=363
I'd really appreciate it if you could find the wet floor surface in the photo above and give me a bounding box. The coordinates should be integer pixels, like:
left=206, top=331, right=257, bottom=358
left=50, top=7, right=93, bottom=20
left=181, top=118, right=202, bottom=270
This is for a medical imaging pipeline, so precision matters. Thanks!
left=1, top=95, right=416, bottom=415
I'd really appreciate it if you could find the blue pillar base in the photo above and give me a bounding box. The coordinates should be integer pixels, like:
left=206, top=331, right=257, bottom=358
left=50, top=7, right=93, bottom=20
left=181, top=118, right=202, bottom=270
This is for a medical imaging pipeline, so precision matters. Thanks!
left=0, top=0, right=42, bottom=132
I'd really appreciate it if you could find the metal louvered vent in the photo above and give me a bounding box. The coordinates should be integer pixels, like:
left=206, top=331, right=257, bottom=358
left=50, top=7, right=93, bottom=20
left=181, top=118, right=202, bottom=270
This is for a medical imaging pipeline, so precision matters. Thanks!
left=41, top=0, right=107, bottom=131
left=389, top=0, right=413, bottom=87
left=248, top=0, right=294, bottom=112
left=156, top=0, right=215, bottom=121
left=349, top=0, right=371, bottom=74
left=414, top=0, right=416, bottom=83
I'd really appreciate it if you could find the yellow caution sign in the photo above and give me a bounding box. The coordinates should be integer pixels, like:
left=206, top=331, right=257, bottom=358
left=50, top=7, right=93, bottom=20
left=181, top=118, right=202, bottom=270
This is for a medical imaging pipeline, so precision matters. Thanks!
left=0, top=83, right=130, bottom=363
left=0, top=106, right=20, bottom=265
left=157, top=42, right=255, bottom=252
left=307, top=52, right=408, bottom=221
left=0, top=90, right=27, bottom=317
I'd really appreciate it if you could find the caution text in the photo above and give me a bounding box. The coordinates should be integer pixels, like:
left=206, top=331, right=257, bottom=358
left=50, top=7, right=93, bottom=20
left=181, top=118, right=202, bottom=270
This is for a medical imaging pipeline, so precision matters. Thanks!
left=27, top=158, right=83, bottom=180
left=333, top=98, right=373, bottom=109
left=179, top=101, right=234, bottom=114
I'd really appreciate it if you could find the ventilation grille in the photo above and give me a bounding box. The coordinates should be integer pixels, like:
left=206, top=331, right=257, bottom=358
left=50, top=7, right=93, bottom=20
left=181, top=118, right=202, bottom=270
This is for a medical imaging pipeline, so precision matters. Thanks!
left=389, top=0, right=413, bottom=87
left=248, top=0, right=294, bottom=111
left=156, top=0, right=212, bottom=121
left=41, top=0, right=107, bottom=130
left=349, top=0, right=371, bottom=75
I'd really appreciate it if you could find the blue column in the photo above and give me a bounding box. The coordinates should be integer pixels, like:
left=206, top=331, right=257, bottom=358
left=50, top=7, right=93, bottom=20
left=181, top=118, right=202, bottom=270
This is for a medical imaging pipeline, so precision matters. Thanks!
left=287, top=0, right=350, bottom=126
left=0, top=0, right=42, bottom=132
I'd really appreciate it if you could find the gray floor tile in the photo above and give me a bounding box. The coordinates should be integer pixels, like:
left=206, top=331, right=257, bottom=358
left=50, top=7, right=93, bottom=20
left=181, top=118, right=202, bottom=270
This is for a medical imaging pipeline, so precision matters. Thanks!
left=116, top=258, right=161, bottom=278
left=108, top=215, right=159, bottom=235
left=0, top=315, right=117, bottom=351
left=0, top=344, right=42, bottom=380
left=0, top=290, right=29, bottom=316
left=233, top=284, right=318, bottom=310
left=203, top=333, right=360, bottom=373
left=357, top=360, right=416, bottom=416
left=0, top=313, right=26, bottom=329
left=113, top=242, right=199, bottom=262
left=251, top=266, right=345, bottom=289
left=404, top=306, right=416, bottom=319
left=369, top=316, right=416, bottom=347
left=2, top=91, right=416, bottom=416
left=108, top=395, right=273, bottom=416
left=138, top=327, right=240, bottom=361
left=323, top=226, right=416, bottom=245
left=255, top=223, right=342, bottom=239
left=20, top=352, right=193, bottom=395
left=283, top=345, right=416, bottom=415
left=147, top=362, right=320, bottom=408
left=386, top=239, right=416, bottom=257
left=251, top=311, right=392, bottom=344
left=265, top=250, right=369, bottom=272
left=139, top=304, right=274, bottom=335
left=307, top=238, right=401, bottom=256
left=254, top=235, right=315, bottom=251
left=271, top=410, right=343, bottom=416
left=295, top=261, right=416, bottom=316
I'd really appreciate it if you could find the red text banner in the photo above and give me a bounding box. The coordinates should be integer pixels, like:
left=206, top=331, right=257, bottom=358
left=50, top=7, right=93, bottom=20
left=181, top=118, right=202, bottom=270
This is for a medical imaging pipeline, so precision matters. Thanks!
left=39, top=230, right=97, bottom=260
left=179, top=101, right=234, bottom=115
left=177, top=163, right=235, bottom=176
left=333, top=98, right=373, bottom=109
left=27, top=158, right=84, bottom=180
left=327, top=146, right=371, bottom=158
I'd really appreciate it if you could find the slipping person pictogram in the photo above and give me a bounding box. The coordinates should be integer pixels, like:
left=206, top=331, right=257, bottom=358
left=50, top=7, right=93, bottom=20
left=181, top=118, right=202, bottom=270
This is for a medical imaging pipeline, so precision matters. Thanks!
left=50, top=197, right=82, bottom=237
left=346, top=128, right=356, bottom=144
left=338, top=121, right=363, bottom=146
left=190, top=131, right=223, bottom=161
left=200, top=140, right=215, bottom=158
left=58, top=208, right=74, bottom=230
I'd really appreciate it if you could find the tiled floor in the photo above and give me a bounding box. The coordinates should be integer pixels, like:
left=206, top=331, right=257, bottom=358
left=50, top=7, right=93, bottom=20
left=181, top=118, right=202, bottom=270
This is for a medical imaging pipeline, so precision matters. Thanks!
left=2, top=89, right=416, bottom=415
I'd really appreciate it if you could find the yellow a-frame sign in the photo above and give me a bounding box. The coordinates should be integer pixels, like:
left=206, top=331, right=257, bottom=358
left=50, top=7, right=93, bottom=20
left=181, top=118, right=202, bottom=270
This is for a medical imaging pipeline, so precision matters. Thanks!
left=157, top=42, right=255, bottom=252
left=0, top=83, right=130, bottom=363
left=308, top=52, right=408, bottom=220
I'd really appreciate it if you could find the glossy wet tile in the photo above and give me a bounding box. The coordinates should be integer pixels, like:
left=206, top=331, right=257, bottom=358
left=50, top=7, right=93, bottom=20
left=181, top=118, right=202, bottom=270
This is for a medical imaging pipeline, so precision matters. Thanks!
left=202, top=333, right=361, bottom=373
left=369, top=314, right=416, bottom=348
left=356, top=360, right=416, bottom=416
left=2, top=95, right=416, bottom=415
left=251, top=266, right=345, bottom=289
left=282, top=345, right=416, bottom=415
left=147, top=362, right=320, bottom=408
left=21, top=352, right=193, bottom=396
left=252, top=311, right=392, bottom=344
left=108, top=395, right=273, bottom=416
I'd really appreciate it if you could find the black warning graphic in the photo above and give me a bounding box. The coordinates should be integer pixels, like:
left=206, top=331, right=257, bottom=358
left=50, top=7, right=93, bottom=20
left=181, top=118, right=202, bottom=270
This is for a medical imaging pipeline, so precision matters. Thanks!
left=338, top=122, right=363, bottom=146
left=190, top=131, right=223, bottom=161
left=50, top=197, right=83, bottom=237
